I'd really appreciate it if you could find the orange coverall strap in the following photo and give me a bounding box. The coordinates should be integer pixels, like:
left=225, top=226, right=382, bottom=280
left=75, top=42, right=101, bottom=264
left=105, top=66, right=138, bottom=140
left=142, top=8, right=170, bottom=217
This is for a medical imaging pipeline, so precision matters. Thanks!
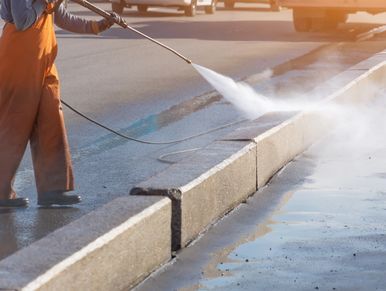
left=0, top=8, right=73, bottom=198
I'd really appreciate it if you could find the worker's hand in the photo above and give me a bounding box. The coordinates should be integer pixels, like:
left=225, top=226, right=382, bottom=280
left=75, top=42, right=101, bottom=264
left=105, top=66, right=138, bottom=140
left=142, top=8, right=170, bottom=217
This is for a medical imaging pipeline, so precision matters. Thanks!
left=96, top=12, right=123, bottom=33
left=108, top=12, right=124, bottom=26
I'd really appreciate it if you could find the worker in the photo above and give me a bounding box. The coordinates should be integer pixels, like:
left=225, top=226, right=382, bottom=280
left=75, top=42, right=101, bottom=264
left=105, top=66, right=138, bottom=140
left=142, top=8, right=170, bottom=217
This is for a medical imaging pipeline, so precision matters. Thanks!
left=0, top=0, right=122, bottom=207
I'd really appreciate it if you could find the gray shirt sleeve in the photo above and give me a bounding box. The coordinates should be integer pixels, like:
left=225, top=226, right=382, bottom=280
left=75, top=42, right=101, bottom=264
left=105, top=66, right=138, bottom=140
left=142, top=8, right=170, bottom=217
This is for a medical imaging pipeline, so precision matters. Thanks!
left=54, top=3, right=96, bottom=34
left=9, top=0, right=46, bottom=31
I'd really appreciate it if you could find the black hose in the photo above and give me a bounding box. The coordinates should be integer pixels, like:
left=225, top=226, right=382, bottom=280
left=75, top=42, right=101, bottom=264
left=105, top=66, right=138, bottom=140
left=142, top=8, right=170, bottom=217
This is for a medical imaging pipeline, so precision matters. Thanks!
left=61, top=100, right=246, bottom=145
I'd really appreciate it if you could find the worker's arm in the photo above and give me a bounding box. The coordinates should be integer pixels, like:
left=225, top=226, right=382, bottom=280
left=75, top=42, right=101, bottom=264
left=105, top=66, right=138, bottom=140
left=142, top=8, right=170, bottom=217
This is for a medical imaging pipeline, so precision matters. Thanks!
left=54, top=3, right=120, bottom=34
left=53, top=3, right=96, bottom=34
left=1, top=0, right=47, bottom=31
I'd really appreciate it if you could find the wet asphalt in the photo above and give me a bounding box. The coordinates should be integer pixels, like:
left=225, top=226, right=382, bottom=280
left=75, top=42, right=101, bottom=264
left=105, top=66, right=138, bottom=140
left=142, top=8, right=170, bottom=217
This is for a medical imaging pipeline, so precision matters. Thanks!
left=136, top=93, right=386, bottom=291
left=1, top=3, right=386, bottom=263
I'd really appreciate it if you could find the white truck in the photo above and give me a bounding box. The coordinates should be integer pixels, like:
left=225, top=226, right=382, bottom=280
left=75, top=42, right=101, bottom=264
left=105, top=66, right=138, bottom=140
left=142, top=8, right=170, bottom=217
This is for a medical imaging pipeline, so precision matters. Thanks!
left=279, top=0, right=386, bottom=32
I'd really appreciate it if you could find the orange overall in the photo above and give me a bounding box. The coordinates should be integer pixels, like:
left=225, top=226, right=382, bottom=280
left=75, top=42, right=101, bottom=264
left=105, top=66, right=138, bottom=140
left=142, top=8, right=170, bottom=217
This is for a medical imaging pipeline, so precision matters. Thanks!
left=0, top=8, right=74, bottom=199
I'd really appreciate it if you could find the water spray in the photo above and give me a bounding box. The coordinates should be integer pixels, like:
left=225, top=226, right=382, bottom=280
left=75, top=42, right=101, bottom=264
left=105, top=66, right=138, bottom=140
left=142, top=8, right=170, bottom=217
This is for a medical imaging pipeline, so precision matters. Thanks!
left=71, top=0, right=192, bottom=64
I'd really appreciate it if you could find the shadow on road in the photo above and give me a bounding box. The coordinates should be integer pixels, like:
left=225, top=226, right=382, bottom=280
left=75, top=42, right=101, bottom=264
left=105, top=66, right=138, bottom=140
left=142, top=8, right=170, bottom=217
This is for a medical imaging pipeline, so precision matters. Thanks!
left=67, top=5, right=275, bottom=18
left=68, top=9, right=183, bottom=18
left=56, top=19, right=383, bottom=43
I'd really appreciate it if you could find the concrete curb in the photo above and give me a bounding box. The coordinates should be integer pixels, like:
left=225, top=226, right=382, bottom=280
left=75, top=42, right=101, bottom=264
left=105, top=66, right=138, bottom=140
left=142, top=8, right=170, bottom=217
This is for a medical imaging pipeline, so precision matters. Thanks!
left=132, top=141, right=257, bottom=250
left=131, top=56, right=386, bottom=257
left=0, top=196, right=171, bottom=291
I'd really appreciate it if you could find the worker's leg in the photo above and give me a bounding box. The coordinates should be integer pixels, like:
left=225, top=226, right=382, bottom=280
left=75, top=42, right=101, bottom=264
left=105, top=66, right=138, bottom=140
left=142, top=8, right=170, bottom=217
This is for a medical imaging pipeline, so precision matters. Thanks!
left=0, top=91, right=38, bottom=200
left=30, top=66, right=74, bottom=196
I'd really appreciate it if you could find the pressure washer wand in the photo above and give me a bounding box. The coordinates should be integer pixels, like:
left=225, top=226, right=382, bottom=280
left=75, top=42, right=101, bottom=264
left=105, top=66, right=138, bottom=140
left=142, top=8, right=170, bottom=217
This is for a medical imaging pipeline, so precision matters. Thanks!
left=70, top=0, right=192, bottom=64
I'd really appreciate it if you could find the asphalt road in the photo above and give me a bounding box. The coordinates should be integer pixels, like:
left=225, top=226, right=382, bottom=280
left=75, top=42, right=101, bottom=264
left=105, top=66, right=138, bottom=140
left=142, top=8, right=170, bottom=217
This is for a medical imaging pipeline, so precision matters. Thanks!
left=1, top=3, right=386, bottom=260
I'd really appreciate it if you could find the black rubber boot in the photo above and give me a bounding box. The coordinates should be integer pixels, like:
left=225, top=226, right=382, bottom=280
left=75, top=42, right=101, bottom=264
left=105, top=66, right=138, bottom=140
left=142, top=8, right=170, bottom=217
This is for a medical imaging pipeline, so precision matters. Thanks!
left=0, top=197, right=29, bottom=208
left=38, top=191, right=81, bottom=206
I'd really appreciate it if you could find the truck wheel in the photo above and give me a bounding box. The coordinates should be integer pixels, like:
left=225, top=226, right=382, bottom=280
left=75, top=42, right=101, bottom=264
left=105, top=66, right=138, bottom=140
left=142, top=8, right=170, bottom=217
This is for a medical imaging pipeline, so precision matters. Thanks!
left=185, top=1, right=197, bottom=16
left=224, top=0, right=235, bottom=9
left=293, top=9, right=311, bottom=32
left=112, top=1, right=124, bottom=14
left=137, top=5, right=148, bottom=13
left=310, top=10, right=346, bottom=31
left=327, top=10, right=348, bottom=25
left=205, top=0, right=216, bottom=14
left=322, top=18, right=339, bottom=30
left=270, top=0, right=280, bottom=11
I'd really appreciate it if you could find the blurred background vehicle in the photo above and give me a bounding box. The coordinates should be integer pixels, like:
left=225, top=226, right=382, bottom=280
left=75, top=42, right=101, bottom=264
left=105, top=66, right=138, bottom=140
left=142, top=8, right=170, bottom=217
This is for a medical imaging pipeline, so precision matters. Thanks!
left=109, top=0, right=217, bottom=16
left=221, top=0, right=279, bottom=10
left=279, top=0, right=386, bottom=32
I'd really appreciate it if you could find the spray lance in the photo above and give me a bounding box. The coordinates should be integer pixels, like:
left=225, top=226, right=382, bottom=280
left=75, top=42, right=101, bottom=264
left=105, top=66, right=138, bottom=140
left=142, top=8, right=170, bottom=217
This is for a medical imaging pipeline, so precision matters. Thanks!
left=70, top=0, right=192, bottom=64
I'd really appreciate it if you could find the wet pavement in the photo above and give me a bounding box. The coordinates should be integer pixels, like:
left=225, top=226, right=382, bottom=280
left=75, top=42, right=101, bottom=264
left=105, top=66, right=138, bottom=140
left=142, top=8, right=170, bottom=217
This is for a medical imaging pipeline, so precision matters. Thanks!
left=2, top=3, right=386, bottom=263
left=136, top=94, right=386, bottom=291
